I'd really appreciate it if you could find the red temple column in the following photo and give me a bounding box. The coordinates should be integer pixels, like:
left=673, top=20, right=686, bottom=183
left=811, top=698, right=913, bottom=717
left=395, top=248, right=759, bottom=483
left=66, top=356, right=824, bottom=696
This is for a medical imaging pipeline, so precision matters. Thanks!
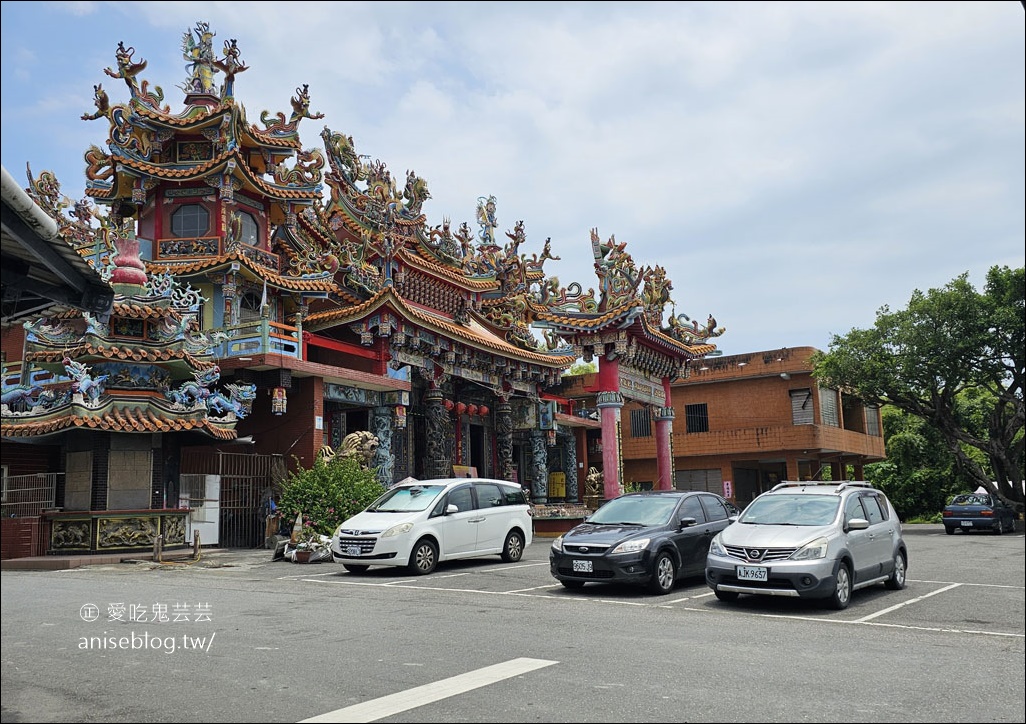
left=596, top=392, right=623, bottom=500
left=596, top=354, right=622, bottom=500
left=654, top=378, right=675, bottom=490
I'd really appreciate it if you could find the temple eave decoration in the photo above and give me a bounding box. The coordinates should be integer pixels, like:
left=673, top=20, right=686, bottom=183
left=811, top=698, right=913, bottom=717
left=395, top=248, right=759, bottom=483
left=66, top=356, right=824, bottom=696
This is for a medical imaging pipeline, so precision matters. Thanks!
left=0, top=398, right=241, bottom=440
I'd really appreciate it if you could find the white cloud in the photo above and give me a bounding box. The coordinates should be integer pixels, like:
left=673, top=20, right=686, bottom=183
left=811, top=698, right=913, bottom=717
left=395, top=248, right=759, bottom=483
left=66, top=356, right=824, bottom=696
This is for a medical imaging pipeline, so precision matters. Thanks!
left=2, top=1, right=1022, bottom=356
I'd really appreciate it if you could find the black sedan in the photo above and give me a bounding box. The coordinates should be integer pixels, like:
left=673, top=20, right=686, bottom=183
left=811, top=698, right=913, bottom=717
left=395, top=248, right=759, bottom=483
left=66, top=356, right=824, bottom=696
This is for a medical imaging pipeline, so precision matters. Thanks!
left=942, top=493, right=1018, bottom=535
left=549, top=490, right=735, bottom=594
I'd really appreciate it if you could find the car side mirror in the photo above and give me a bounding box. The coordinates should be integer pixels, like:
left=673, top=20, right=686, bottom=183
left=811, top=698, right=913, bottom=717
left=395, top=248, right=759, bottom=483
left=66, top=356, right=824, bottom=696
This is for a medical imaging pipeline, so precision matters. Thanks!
left=846, top=517, right=870, bottom=531
left=446, top=503, right=459, bottom=515
left=679, top=516, right=697, bottom=529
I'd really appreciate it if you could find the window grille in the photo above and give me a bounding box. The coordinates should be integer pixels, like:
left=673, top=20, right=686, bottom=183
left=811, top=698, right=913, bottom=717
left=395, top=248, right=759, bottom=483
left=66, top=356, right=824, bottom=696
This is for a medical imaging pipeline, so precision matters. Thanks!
left=629, top=408, right=652, bottom=437
left=684, top=403, right=709, bottom=433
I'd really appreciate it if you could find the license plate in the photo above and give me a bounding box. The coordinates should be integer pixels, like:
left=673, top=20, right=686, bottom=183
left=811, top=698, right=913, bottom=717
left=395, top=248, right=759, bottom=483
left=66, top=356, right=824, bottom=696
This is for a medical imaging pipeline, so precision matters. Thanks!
left=736, top=565, right=768, bottom=581
left=572, top=559, right=593, bottom=573
left=345, top=546, right=362, bottom=556
left=960, top=521, right=973, bottom=527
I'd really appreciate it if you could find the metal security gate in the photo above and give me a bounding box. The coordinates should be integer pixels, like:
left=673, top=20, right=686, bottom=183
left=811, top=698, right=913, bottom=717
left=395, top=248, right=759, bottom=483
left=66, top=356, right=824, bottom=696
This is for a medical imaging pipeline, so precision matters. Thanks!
left=218, top=453, right=279, bottom=547
left=180, top=451, right=285, bottom=549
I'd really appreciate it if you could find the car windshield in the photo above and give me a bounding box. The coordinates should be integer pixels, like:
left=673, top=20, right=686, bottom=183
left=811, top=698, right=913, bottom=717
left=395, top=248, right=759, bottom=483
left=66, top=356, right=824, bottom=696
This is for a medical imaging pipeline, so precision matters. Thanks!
left=587, top=496, right=678, bottom=526
left=738, top=494, right=839, bottom=526
left=367, top=485, right=445, bottom=512
left=951, top=494, right=991, bottom=506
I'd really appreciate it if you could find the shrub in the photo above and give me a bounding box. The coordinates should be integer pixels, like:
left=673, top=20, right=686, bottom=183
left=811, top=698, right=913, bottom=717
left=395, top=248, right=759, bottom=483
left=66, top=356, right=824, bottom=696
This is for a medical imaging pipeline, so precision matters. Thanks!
left=278, top=456, right=385, bottom=537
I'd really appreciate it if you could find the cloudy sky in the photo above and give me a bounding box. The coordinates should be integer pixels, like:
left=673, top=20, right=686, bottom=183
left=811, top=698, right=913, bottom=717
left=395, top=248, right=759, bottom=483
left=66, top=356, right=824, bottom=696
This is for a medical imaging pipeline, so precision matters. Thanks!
left=1, top=1, right=1022, bottom=356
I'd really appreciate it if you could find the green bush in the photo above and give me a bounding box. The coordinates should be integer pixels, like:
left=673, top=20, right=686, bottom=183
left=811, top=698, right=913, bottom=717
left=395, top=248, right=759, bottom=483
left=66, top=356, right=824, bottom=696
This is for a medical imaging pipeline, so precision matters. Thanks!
left=278, top=456, right=385, bottom=537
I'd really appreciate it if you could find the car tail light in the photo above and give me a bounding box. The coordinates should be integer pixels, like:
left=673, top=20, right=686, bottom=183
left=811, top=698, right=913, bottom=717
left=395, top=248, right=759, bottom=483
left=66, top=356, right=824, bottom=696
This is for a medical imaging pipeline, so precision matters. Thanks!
left=981, top=510, right=994, bottom=517
left=942, top=511, right=952, bottom=517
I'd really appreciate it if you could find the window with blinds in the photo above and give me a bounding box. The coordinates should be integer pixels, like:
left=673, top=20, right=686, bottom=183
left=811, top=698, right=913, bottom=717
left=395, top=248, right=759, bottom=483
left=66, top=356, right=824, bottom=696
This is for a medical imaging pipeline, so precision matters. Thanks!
left=866, top=405, right=881, bottom=436
left=819, top=387, right=839, bottom=427
left=790, top=389, right=813, bottom=425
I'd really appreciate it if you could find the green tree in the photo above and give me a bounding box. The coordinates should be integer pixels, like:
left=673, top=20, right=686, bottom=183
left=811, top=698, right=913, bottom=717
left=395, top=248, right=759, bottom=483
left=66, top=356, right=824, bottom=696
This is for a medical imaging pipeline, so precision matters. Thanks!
left=278, top=455, right=385, bottom=537
left=565, top=360, right=597, bottom=376
left=812, top=266, right=1024, bottom=513
left=865, top=405, right=976, bottom=520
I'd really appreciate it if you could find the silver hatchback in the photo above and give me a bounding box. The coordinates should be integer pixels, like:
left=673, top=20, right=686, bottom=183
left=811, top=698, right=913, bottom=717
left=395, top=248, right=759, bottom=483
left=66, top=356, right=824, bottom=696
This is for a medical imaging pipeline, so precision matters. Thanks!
left=705, top=481, right=907, bottom=610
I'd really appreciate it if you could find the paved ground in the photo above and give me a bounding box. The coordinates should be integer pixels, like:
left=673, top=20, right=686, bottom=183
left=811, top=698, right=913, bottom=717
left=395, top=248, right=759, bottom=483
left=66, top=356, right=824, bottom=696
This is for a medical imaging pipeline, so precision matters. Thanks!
left=3, top=521, right=1019, bottom=571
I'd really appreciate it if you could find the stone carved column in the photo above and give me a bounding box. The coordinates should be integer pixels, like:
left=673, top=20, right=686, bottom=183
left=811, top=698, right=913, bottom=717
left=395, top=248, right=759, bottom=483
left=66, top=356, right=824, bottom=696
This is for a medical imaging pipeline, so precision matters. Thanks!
left=371, top=406, right=395, bottom=487
left=495, top=399, right=514, bottom=483
left=423, top=388, right=451, bottom=479
left=531, top=430, right=548, bottom=504
left=564, top=433, right=579, bottom=501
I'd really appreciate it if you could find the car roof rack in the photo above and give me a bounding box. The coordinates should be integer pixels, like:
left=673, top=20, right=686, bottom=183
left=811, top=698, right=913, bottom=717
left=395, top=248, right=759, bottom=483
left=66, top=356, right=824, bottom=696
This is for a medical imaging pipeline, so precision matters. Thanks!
left=770, top=481, right=874, bottom=493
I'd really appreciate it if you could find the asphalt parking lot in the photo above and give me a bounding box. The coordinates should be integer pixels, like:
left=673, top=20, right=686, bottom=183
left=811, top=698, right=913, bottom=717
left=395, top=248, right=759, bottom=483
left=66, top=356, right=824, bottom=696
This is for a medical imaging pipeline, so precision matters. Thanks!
left=179, top=522, right=1025, bottom=637
left=2, top=523, right=1023, bottom=723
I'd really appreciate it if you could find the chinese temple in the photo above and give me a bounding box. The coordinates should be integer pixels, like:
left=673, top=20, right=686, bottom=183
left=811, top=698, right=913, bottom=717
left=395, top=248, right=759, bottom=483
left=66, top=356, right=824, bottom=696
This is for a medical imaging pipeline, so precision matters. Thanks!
left=0, top=21, right=720, bottom=557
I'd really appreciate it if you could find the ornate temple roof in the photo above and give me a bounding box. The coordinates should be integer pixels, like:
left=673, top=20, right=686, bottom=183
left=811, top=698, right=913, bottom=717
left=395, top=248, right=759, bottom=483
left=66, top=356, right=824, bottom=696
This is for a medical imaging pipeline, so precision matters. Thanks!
left=302, top=286, right=575, bottom=369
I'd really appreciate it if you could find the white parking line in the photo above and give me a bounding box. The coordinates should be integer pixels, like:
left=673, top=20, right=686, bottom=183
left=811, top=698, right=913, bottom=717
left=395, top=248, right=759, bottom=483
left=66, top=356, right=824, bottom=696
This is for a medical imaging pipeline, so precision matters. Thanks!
left=296, top=574, right=1023, bottom=638
left=298, top=657, right=558, bottom=723
left=855, top=582, right=961, bottom=622
left=506, top=584, right=565, bottom=593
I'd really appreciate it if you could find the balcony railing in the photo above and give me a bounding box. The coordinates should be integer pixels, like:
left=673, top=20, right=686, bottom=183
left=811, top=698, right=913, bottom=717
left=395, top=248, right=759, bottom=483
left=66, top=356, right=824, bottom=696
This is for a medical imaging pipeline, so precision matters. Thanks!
left=215, top=319, right=301, bottom=360
left=155, top=236, right=282, bottom=273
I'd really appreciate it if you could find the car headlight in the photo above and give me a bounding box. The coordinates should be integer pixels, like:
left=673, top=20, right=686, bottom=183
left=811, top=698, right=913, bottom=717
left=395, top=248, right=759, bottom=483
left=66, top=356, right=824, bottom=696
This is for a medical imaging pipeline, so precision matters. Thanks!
left=610, top=537, right=651, bottom=554
left=381, top=522, right=414, bottom=538
left=791, top=536, right=829, bottom=560
left=551, top=535, right=564, bottom=552
left=709, top=533, right=725, bottom=557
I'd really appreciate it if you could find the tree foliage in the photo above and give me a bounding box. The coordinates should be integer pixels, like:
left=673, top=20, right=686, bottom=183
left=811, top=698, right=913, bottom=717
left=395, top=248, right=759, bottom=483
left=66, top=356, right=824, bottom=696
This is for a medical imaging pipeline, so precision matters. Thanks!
left=565, top=360, right=598, bottom=376
left=812, top=266, right=1024, bottom=512
left=278, top=455, right=385, bottom=537
left=865, top=405, right=980, bottom=520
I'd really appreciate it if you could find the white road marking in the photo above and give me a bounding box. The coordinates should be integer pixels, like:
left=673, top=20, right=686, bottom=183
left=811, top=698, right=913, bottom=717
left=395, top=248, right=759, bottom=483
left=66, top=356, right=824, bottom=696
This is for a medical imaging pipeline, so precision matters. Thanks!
left=298, top=657, right=558, bottom=723
left=856, top=582, right=961, bottom=622
left=295, top=575, right=1023, bottom=638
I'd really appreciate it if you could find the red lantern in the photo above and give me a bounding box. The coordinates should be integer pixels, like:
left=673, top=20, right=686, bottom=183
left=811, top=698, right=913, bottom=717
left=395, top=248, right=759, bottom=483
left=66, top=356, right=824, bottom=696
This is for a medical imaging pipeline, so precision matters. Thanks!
left=467, top=404, right=478, bottom=416
left=478, top=405, right=489, bottom=417
left=444, top=399, right=455, bottom=411
left=456, top=402, right=467, bottom=415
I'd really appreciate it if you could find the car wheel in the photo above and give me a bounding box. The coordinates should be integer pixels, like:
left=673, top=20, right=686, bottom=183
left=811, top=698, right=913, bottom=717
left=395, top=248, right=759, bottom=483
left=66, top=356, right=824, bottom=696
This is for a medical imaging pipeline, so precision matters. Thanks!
left=714, top=589, right=739, bottom=602
left=828, top=563, right=852, bottom=610
left=993, top=519, right=1005, bottom=536
left=560, top=579, right=586, bottom=590
left=501, top=530, right=525, bottom=562
left=407, top=538, right=438, bottom=575
left=646, top=552, right=676, bottom=594
left=885, top=551, right=907, bottom=590
left=944, top=526, right=955, bottom=535
left=342, top=564, right=370, bottom=574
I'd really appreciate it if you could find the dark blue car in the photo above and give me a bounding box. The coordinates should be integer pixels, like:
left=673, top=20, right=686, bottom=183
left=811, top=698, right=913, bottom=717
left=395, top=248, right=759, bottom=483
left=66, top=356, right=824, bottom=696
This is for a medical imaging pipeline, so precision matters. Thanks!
left=942, top=493, right=1017, bottom=535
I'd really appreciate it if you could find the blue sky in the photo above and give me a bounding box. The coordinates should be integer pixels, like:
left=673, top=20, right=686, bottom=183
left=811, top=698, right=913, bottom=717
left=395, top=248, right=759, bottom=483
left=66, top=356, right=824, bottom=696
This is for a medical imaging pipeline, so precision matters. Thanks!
left=1, top=1, right=1023, bottom=356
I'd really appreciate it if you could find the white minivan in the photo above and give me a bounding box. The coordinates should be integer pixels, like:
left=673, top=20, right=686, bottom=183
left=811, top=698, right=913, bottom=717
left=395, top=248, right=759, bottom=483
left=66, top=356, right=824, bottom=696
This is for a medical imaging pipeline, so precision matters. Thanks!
left=329, top=478, right=533, bottom=575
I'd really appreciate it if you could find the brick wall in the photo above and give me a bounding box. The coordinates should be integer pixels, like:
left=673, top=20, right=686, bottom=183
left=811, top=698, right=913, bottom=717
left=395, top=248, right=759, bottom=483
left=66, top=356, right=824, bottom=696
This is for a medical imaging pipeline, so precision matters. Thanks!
left=239, top=375, right=323, bottom=474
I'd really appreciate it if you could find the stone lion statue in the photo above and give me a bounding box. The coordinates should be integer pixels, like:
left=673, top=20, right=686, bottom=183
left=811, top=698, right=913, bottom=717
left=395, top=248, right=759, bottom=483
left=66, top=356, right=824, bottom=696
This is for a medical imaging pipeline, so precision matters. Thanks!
left=317, top=431, right=380, bottom=469
left=340, top=430, right=380, bottom=468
